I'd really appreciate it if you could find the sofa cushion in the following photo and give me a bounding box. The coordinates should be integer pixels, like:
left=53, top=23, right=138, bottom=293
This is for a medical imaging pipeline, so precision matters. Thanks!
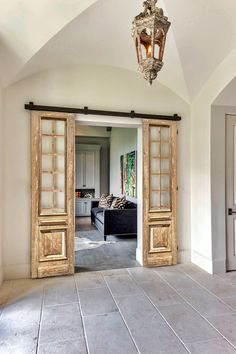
left=98, top=194, right=113, bottom=208
left=111, top=196, right=126, bottom=209
left=91, top=207, right=104, bottom=217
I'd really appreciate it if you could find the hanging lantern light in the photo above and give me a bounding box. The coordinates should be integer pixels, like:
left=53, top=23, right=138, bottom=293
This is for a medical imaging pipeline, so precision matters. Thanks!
left=132, top=0, right=171, bottom=85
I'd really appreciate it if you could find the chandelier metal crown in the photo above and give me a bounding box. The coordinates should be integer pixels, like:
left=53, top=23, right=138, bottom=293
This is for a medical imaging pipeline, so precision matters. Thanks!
left=132, top=0, right=171, bottom=85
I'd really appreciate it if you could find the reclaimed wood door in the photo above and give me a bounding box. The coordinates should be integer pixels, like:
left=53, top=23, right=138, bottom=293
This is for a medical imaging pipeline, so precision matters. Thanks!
left=31, top=111, right=75, bottom=278
left=143, top=119, right=178, bottom=266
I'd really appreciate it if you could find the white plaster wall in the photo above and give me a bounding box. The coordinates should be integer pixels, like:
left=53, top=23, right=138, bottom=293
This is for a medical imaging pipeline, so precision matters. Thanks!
left=0, top=88, right=3, bottom=285
left=110, top=128, right=137, bottom=200
left=2, top=64, right=191, bottom=279
left=191, top=101, right=213, bottom=272
left=190, top=48, right=236, bottom=274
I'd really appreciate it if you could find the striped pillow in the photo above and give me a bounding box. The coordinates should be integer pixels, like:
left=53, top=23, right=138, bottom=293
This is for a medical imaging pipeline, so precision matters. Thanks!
left=111, top=196, right=126, bottom=209
left=98, top=194, right=113, bottom=208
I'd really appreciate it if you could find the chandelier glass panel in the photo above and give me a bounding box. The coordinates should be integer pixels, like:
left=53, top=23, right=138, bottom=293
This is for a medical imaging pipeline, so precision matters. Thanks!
left=132, top=0, right=171, bottom=85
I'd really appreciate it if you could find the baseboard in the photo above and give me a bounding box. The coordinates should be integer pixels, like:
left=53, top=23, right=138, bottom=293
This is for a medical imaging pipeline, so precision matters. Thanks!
left=136, top=248, right=143, bottom=265
left=191, top=250, right=213, bottom=274
left=178, top=249, right=191, bottom=264
left=3, top=263, right=30, bottom=280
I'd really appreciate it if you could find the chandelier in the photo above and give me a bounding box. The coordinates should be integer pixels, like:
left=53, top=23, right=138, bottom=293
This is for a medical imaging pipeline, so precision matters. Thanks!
left=132, top=0, right=171, bottom=85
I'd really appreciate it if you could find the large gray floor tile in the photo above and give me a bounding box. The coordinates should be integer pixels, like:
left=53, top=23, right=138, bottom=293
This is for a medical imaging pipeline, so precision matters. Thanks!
left=75, top=271, right=105, bottom=290
left=140, top=280, right=184, bottom=307
left=116, top=294, right=188, bottom=354
left=39, top=303, right=83, bottom=344
left=187, top=338, right=236, bottom=354
left=0, top=314, right=39, bottom=349
left=156, top=270, right=200, bottom=290
left=189, top=273, right=236, bottom=298
left=0, top=343, right=36, bottom=354
left=79, top=286, right=118, bottom=316
left=101, top=268, right=129, bottom=276
left=223, top=296, right=236, bottom=310
left=159, top=303, right=219, bottom=343
left=0, top=279, right=44, bottom=306
left=208, top=313, right=236, bottom=346
left=128, top=267, right=161, bottom=282
left=84, top=312, right=138, bottom=354
left=44, top=276, right=77, bottom=306
left=219, top=272, right=236, bottom=285
left=178, top=286, right=233, bottom=317
left=104, top=274, right=142, bottom=297
left=38, top=338, right=87, bottom=354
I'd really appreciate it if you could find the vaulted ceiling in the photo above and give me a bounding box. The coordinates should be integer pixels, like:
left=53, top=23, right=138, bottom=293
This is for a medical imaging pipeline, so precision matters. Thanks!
left=1, top=0, right=236, bottom=103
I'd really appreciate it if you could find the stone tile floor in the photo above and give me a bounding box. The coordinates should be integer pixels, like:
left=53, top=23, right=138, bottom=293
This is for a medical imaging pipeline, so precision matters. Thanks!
left=1, top=264, right=236, bottom=353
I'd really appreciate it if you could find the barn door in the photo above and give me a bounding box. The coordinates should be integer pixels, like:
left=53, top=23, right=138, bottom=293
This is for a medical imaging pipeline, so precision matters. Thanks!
left=31, top=111, right=75, bottom=278
left=143, top=119, right=177, bottom=266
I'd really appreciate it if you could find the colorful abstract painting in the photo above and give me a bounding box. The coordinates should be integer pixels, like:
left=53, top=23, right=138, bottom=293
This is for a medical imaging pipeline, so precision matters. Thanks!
left=120, top=151, right=137, bottom=198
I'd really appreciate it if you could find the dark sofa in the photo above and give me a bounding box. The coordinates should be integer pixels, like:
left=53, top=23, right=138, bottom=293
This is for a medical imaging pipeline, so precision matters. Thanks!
left=91, top=199, right=137, bottom=241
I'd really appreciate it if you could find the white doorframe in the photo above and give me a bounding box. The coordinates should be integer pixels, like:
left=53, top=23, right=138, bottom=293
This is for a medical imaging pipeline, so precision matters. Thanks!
left=75, top=114, right=144, bottom=265
left=211, top=105, right=236, bottom=273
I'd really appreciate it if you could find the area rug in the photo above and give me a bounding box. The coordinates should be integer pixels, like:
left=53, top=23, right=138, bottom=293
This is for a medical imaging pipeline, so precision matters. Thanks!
left=74, top=234, right=116, bottom=251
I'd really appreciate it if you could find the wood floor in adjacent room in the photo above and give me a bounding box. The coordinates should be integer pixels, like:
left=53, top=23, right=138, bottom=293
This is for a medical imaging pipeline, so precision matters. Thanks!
left=1, top=264, right=236, bottom=353
left=74, top=217, right=139, bottom=272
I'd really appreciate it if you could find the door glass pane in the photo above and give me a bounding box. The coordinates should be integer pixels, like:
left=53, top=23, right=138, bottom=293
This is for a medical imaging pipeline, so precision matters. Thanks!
left=42, top=136, right=52, bottom=154
left=56, top=121, right=65, bottom=135
left=150, top=158, right=160, bottom=174
left=55, top=137, right=65, bottom=154
left=56, top=156, right=65, bottom=172
left=56, top=174, right=65, bottom=190
left=161, top=143, right=169, bottom=158
left=55, top=192, right=65, bottom=209
left=41, top=173, right=53, bottom=190
left=161, top=127, right=169, bottom=141
left=42, top=119, right=53, bottom=134
left=42, top=155, right=52, bottom=171
left=41, top=192, right=53, bottom=209
left=150, top=127, right=160, bottom=141
left=161, top=192, right=170, bottom=208
left=161, top=175, right=170, bottom=189
left=161, top=159, right=170, bottom=173
left=150, top=175, right=160, bottom=190
left=150, top=192, right=160, bottom=209
left=150, top=142, right=160, bottom=157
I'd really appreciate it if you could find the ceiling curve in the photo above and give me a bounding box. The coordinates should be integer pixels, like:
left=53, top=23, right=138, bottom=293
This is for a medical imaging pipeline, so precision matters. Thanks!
left=1, top=0, right=236, bottom=102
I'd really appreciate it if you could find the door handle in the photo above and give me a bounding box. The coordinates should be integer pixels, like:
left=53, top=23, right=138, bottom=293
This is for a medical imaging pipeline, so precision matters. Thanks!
left=228, top=208, right=236, bottom=215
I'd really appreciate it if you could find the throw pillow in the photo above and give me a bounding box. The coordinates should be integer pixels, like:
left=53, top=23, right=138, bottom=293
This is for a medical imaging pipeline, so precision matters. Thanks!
left=98, top=194, right=113, bottom=208
left=111, top=196, right=126, bottom=209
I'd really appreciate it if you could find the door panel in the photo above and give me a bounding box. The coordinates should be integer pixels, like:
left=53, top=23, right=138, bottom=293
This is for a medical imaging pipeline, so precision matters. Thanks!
left=226, top=115, right=236, bottom=270
left=143, top=119, right=177, bottom=266
left=31, top=111, right=75, bottom=278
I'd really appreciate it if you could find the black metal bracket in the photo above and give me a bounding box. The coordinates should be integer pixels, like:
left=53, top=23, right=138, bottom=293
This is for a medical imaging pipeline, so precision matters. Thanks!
left=25, top=102, right=181, bottom=122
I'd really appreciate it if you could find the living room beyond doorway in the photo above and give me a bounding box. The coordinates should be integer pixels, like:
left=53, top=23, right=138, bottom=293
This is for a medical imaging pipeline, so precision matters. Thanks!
left=74, top=124, right=140, bottom=272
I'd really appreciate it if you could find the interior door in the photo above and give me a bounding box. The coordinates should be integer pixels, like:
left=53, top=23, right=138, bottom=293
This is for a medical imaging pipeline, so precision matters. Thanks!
left=31, top=111, right=75, bottom=278
left=143, top=119, right=177, bottom=266
left=226, top=115, right=236, bottom=270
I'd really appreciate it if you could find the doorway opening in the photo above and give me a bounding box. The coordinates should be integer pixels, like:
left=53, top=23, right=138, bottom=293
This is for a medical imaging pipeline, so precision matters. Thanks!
left=74, top=123, right=140, bottom=272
